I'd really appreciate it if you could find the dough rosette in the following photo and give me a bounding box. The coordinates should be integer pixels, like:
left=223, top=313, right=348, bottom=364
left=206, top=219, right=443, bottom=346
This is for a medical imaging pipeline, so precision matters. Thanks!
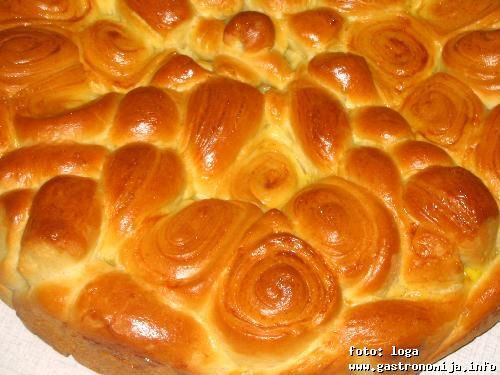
left=401, top=73, right=484, bottom=157
left=348, top=16, right=434, bottom=104
left=0, top=26, right=84, bottom=97
left=122, top=199, right=261, bottom=300
left=0, top=0, right=90, bottom=22
left=442, top=29, right=500, bottom=105
left=287, top=177, right=399, bottom=294
left=81, top=20, right=156, bottom=88
left=215, top=211, right=339, bottom=355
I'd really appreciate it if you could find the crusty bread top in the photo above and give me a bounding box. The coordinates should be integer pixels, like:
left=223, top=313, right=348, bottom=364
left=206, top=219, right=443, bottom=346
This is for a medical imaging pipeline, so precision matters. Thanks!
left=0, top=1, right=498, bottom=374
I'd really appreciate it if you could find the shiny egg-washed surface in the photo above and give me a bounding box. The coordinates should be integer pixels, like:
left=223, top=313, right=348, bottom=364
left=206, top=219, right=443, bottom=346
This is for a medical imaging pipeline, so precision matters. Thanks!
left=0, top=0, right=499, bottom=374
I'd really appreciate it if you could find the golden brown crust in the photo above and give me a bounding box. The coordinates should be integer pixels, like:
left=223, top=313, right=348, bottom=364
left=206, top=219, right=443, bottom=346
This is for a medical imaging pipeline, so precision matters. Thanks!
left=224, top=11, right=275, bottom=53
left=192, top=0, right=243, bottom=18
left=229, top=146, right=298, bottom=208
left=392, top=140, right=455, bottom=175
left=324, top=0, right=405, bottom=15
left=81, top=20, right=157, bottom=88
left=102, top=143, right=184, bottom=241
left=348, top=16, right=435, bottom=105
left=72, top=272, right=213, bottom=369
left=287, top=178, right=399, bottom=294
left=19, top=176, right=101, bottom=284
left=415, top=0, right=500, bottom=34
left=351, top=106, right=413, bottom=145
left=442, top=29, right=500, bottom=106
left=122, top=199, right=261, bottom=302
left=308, top=53, right=380, bottom=106
left=0, top=1, right=498, bottom=375
left=22, top=176, right=100, bottom=259
left=341, top=147, right=402, bottom=214
left=14, top=293, right=181, bottom=375
left=123, top=0, right=192, bottom=34
left=475, top=105, right=500, bottom=200
left=256, top=0, right=310, bottom=14
left=0, top=143, right=108, bottom=190
left=288, top=8, right=343, bottom=50
left=215, top=210, right=340, bottom=356
left=151, top=54, right=211, bottom=91
left=15, top=93, right=120, bottom=145
left=0, top=101, right=13, bottom=154
left=403, top=225, right=465, bottom=286
left=185, top=77, right=264, bottom=179
left=430, top=257, right=500, bottom=362
left=0, top=189, right=33, bottom=304
left=0, top=0, right=90, bottom=23
left=190, top=18, right=225, bottom=60
left=403, top=166, right=498, bottom=265
left=111, top=87, right=179, bottom=146
left=339, top=299, right=456, bottom=358
left=0, top=26, right=86, bottom=97
left=213, top=55, right=262, bottom=86
left=290, top=82, right=351, bottom=170
left=401, top=72, right=485, bottom=158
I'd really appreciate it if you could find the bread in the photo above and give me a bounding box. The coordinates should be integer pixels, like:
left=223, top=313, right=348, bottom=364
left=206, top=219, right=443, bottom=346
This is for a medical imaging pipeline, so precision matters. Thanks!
left=0, top=1, right=498, bottom=374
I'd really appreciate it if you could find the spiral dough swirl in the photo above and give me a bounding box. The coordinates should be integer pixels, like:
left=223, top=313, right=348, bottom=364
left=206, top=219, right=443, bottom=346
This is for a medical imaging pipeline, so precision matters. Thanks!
left=128, top=199, right=260, bottom=294
left=231, top=151, right=297, bottom=208
left=217, top=232, right=338, bottom=344
left=3, top=0, right=89, bottom=21
left=443, top=29, right=500, bottom=99
left=401, top=73, right=483, bottom=149
left=82, top=21, right=153, bottom=87
left=349, top=17, right=431, bottom=101
left=289, top=177, right=398, bottom=293
left=0, top=26, right=81, bottom=96
left=415, top=0, right=499, bottom=34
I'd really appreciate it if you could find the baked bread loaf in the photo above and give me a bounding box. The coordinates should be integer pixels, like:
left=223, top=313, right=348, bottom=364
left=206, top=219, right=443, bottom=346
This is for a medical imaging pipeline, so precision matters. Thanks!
left=0, top=0, right=498, bottom=374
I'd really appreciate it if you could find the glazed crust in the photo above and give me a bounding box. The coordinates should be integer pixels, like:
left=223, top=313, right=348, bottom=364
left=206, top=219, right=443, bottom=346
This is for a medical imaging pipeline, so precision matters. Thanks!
left=0, top=1, right=498, bottom=374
